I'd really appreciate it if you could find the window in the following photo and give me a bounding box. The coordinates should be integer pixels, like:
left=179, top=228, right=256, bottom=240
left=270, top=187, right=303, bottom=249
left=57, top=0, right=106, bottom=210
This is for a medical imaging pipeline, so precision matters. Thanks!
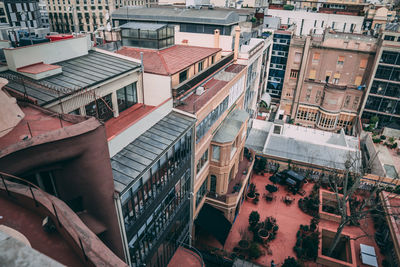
left=344, top=41, right=349, bottom=48
left=305, top=88, right=312, bottom=102
left=354, top=76, right=362, bottom=86
left=198, top=61, right=204, bottom=72
left=196, top=178, right=208, bottom=207
left=359, top=59, right=367, bottom=69
left=325, top=71, right=331, bottom=83
left=117, top=82, right=138, bottom=112
left=290, top=69, right=299, bottom=79
left=85, top=93, right=113, bottom=121
left=294, top=52, right=301, bottom=63
left=384, top=35, right=395, bottom=41
left=312, top=52, right=320, bottom=63
left=344, top=95, right=351, bottom=108
left=211, top=55, right=215, bottom=64
left=337, top=56, right=345, bottom=66
left=353, top=96, right=360, bottom=109
left=315, top=91, right=321, bottom=103
left=69, top=108, right=80, bottom=115
left=196, top=149, right=208, bottom=175
left=211, top=145, right=220, bottom=161
left=179, top=69, right=188, bottom=83
left=309, top=69, right=316, bottom=80
left=333, top=72, right=340, bottom=84
left=210, top=175, right=217, bottom=193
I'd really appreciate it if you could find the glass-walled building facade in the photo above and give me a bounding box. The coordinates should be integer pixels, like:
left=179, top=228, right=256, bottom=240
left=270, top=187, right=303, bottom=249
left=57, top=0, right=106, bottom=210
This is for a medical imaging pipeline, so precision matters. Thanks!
left=362, top=35, right=400, bottom=128
left=112, top=112, right=195, bottom=267
left=120, top=23, right=175, bottom=50
left=266, top=32, right=292, bottom=99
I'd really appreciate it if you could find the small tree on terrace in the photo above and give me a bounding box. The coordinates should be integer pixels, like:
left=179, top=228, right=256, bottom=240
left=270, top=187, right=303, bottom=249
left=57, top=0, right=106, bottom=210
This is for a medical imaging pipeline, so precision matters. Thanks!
left=324, top=152, right=400, bottom=257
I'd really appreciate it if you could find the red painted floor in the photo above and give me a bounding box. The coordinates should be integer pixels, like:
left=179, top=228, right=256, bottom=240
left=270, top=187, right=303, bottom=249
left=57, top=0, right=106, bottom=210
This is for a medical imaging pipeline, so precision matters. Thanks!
left=167, top=246, right=203, bottom=267
left=0, top=195, right=84, bottom=267
left=197, top=174, right=384, bottom=267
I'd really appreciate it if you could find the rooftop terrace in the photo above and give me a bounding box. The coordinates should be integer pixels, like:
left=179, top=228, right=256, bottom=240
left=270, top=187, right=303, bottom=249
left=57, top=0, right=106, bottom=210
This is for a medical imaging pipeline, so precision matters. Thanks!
left=112, top=7, right=240, bottom=26
left=2, top=50, right=140, bottom=106
left=116, top=45, right=221, bottom=76
left=246, top=120, right=361, bottom=171
left=176, top=63, right=246, bottom=114
left=197, top=174, right=384, bottom=266
left=0, top=102, right=78, bottom=151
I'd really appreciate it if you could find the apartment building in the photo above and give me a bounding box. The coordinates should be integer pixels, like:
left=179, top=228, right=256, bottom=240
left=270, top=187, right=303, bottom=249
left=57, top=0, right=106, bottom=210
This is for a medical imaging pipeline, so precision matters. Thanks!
left=361, top=28, right=400, bottom=128
left=0, top=35, right=203, bottom=267
left=45, top=0, right=127, bottom=33
left=39, top=0, right=50, bottom=28
left=116, top=24, right=252, bottom=246
left=280, top=30, right=377, bottom=132
left=265, top=27, right=294, bottom=100
left=3, top=0, right=43, bottom=28
left=265, top=8, right=364, bottom=36
left=0, top=79, right=128, bottom=266
left=0, top=1, right=8, bottom=24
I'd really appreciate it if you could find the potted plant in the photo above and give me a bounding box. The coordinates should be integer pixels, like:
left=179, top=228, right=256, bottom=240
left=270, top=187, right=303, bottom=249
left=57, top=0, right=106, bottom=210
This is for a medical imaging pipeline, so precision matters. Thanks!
left=249, top=211, right=260, bottom=230
left=258, top=228, right=269, bottom=242
left=246, top=183, right=257, bottom=200
left=239, top=239, right=250, bottom=250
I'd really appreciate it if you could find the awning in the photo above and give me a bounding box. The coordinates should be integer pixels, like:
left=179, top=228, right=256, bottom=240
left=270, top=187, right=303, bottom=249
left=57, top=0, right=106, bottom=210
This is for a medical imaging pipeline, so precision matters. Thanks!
left=195, top=204, right=232, bottom=245
left=286, top=178, right=296, bottom=186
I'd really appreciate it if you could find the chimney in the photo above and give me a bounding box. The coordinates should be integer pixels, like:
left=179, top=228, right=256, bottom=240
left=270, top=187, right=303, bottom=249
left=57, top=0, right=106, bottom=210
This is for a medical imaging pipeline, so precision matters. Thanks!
left=234, top=26, right=240, bottom=61
left=214, top=29, right=220, bottom=48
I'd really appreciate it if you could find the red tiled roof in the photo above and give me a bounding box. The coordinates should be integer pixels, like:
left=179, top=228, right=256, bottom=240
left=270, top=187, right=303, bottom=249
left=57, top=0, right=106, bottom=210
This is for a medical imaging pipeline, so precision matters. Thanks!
left=116, top=45, right=221, bottom=76
left=17, top=62, right=61, bottom=74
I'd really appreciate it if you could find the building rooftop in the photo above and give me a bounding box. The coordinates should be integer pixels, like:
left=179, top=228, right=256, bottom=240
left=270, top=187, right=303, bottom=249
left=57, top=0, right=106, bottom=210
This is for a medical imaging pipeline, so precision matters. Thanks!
left=246, top=120, right=361, bottom=171
left=176, top=63, right=246, bottom=113
left=119, top=22, right=168, bottom=31
left=0, top=103, right=77, bottom=151
left=0, top=192, right=84, bottom=267
left=111, top=111, right=195, bottom=194
left=116, top=45, right=221, bottom=76
left=112, top=7, right=240, bottom=26
left=2, top=50, right=140, bottom=106
left=213, top=109, right=249, bottom=143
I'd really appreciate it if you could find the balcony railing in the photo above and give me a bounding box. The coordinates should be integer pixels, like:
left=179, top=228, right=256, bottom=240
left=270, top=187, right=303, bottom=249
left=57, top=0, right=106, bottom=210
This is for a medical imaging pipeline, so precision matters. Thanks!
left=207, top=157, right=253, bottom=204
left=172, top=53, right=234, bottom=99
left=0, top=171, right=127, bottom=267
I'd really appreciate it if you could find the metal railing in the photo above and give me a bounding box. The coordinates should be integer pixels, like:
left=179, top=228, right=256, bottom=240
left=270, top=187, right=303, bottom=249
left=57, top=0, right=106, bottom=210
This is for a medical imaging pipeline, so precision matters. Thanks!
left=0, top=171, right=126, bottom=266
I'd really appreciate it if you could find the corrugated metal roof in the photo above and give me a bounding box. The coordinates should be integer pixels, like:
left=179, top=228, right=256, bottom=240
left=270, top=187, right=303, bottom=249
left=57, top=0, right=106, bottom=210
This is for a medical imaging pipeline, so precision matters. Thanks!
left=111, top=111, right=195, bottom=193
left=112, top=7, right=240, bottom=26
left=213, top=109, right=249, bottom=143
left=264, top=134, right=361, bottom=171
left=2, top=50, right=140, bottom=106
left=119, top=22, right=168, bottom=31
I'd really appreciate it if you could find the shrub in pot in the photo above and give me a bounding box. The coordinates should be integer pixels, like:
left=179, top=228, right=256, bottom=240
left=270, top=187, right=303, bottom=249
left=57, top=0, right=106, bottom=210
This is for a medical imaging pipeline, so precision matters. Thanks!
left=249, top=211, right=260, bottom=230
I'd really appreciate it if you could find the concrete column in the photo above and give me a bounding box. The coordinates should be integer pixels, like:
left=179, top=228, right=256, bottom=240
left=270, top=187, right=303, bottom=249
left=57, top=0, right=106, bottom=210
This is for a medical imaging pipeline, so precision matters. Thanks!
left=111, top=90, right=119, bottom=117
left=234, top=26, right=241, bottom=61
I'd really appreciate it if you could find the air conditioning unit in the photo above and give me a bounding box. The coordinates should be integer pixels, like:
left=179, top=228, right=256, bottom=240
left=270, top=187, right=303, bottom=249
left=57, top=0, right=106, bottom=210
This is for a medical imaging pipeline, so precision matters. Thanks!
left=196, top=86, right=205, bottom=95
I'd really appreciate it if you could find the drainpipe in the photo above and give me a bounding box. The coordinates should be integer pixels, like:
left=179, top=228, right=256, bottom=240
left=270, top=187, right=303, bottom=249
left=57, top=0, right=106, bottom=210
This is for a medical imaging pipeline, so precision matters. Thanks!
left=234, top=26, right=241, bottom=62
left=140, top=52, right=145, bottom=107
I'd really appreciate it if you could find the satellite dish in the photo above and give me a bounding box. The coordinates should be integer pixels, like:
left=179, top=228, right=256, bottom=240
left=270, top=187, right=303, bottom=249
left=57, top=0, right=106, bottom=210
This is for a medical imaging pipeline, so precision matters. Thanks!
left=106, top=22, right=112, bottom=32
left=105, top=12, right=110, bottom=21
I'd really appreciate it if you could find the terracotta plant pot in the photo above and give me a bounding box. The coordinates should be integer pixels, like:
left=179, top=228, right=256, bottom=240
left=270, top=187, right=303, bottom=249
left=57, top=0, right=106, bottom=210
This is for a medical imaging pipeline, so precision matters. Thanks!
left=246, top=193, right=256, bottom=200
left=258, top=229, right=269, bottom=241
left=239, top=240, right=250, bottom=250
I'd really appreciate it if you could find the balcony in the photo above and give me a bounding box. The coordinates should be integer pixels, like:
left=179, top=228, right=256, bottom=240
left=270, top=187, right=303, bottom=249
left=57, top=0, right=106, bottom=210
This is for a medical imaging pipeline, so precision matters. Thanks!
left=0, top=172, right=127, bottom=267
left=172, top=53, right=234, bottom=99
left=207, top=157, right=253, bottom=204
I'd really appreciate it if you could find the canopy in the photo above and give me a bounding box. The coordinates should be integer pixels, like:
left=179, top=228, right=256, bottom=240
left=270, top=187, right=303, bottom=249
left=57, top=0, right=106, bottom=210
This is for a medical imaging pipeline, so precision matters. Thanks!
left=195, top=204, right=232, bottom=245
left=286, top=178, right=296, bottom=186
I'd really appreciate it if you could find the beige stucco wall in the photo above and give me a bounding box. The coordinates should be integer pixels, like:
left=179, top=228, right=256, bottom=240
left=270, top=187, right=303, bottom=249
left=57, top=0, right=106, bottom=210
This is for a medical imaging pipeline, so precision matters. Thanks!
left=4, top=36, right=91, bottom=71
left=143, top=73, right=171, bottom=106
